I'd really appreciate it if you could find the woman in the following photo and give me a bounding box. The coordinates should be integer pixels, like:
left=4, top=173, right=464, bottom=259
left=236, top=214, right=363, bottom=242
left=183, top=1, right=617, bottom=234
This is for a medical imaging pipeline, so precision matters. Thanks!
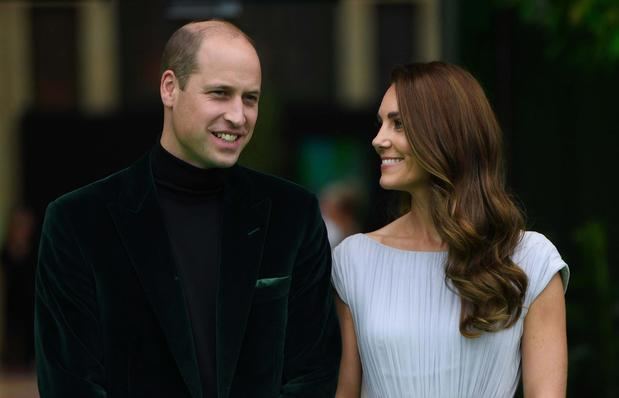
left=332, top=62, right=569, bottom=397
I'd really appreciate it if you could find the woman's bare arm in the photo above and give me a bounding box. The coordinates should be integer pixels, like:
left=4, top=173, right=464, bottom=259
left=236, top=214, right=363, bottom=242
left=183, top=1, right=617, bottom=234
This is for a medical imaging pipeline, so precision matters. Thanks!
left=521, top=273, right=567, bottom=397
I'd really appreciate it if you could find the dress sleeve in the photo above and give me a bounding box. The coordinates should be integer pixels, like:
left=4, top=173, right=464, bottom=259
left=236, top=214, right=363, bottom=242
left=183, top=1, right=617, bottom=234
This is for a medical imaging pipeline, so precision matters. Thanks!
left=521, top=232, right=570, bottom=310
left=331, top=240, right=351, bottom=305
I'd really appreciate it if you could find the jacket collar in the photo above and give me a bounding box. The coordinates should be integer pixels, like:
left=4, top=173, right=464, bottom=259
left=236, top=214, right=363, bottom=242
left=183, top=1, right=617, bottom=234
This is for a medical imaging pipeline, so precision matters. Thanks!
left=108, top=152, right=271, bottom=398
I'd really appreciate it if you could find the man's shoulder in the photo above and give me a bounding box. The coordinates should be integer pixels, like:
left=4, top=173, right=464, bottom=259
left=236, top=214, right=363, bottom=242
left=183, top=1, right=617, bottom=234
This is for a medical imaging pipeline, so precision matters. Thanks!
left=235, top=165, right=314, bottom=201
left=51, top=161, right=139, bottom=212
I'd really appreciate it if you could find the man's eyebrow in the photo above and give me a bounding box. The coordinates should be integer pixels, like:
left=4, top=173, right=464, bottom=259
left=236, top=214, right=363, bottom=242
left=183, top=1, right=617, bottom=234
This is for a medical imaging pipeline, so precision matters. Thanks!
left=202, top=85, right=260, bottom=96
left=203, top=84, right=231, bottom=91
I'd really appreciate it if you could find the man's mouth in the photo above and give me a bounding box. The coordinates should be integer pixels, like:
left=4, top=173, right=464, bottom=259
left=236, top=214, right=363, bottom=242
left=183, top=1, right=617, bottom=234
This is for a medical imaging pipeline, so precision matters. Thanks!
left=212, top=131, right=241, bottom=143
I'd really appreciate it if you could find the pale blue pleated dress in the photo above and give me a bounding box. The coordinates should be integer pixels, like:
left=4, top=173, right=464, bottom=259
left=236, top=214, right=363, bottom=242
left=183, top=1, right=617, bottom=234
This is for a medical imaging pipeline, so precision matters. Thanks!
left=332, top=231, right=569, bottom=398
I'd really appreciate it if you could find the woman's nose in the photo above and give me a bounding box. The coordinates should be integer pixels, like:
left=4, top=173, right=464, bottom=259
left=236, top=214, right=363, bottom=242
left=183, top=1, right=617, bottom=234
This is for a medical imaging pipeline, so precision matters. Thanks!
left=372, top=128, right=391, bottom=151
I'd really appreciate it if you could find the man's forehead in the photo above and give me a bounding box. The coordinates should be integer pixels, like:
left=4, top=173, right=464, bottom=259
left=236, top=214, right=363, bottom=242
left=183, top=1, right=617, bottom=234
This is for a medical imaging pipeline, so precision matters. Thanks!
left=195, top=31, right=260, bottom=68
left=188, top=21, right=247, bottom=43
left=192, top=44, right=262, bottom=90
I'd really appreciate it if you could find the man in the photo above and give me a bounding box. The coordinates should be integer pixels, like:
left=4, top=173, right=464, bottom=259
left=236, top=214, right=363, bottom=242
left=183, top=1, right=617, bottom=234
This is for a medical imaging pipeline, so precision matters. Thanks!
left=35, top=20, right=340, bottom=398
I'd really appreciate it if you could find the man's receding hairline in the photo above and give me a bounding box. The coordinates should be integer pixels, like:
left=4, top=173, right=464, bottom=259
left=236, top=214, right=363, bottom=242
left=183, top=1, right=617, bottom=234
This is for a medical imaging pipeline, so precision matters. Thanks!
left=184, top=20, right=252, bottom=46
left=159, top=20, right=258, bottom=89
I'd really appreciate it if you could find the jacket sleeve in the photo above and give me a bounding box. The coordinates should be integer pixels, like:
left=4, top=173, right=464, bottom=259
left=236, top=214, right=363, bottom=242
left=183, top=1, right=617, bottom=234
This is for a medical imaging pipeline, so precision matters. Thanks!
left=35, top=200, right=107, bottom=397
left=280, top=196, right=341, bottom=397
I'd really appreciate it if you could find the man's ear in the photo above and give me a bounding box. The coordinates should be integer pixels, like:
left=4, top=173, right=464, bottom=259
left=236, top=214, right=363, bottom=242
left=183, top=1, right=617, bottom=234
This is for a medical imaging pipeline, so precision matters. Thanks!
left=160, top=70, right=178, bottom=107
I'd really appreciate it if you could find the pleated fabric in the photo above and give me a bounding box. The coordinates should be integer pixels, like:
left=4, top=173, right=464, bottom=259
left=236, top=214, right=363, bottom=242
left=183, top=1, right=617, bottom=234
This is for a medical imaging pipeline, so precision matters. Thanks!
left=332, top=231, right=569, bottom=398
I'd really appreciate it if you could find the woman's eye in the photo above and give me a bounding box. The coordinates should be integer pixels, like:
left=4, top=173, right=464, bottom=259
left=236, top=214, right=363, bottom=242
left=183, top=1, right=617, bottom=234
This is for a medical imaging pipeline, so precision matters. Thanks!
left=394, top=119, right=403, bottom=130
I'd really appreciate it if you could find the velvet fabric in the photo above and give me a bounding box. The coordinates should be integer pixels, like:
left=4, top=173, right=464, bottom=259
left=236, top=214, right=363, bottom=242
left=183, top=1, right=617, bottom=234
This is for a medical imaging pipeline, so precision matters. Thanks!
left=35, top=152, right=341, bottom=398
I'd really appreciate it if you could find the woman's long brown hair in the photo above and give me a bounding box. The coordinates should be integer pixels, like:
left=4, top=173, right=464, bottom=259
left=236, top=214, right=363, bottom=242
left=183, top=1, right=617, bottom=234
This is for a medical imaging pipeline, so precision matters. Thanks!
left=392, top=62, right=527, bottom=338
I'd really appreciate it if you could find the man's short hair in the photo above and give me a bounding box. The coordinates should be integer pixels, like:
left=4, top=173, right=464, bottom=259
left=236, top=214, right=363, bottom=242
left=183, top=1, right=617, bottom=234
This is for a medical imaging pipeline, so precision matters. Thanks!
left=159, top=20, right=256, bottom=90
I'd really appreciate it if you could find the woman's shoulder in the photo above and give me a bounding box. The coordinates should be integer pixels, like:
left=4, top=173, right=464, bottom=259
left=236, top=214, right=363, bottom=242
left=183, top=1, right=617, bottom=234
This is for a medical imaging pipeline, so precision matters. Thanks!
left=332, top=232, right=395, bottom=272
left=367, top=214, right=408, bottom=237
left=333, top=233, right=370, bottom=258
left=331, top=233, right=374, bottom=304
left=333, top=219, right=406, bottom=258
left=516, top=230, right=562, bottom=258
left=515, top=230, right=570, bottom=303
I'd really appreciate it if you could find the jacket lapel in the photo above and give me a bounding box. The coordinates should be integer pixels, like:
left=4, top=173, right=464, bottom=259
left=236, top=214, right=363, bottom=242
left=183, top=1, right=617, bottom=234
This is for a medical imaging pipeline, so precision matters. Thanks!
left=107, top=154, right=202, bottom=398
left=216, top=167, right=271, bottom=397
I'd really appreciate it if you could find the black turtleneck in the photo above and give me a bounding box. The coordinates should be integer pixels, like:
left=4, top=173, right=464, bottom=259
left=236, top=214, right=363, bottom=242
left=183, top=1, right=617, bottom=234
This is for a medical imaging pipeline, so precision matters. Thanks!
left=151, top=143, right=223, bottom=398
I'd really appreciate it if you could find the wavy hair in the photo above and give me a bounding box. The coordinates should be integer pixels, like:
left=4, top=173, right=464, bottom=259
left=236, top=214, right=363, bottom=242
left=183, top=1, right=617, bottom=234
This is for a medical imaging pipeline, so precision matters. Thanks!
left=391, top=62, right=527, bottom=338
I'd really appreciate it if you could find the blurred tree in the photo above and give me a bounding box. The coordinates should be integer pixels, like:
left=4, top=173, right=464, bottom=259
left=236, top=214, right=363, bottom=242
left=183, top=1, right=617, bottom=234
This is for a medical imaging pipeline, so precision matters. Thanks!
left=570, top=221, right=618, bottom=398
left=497, top=0, right=619, bottom=66
left=459, top=1, right=619, bottom=397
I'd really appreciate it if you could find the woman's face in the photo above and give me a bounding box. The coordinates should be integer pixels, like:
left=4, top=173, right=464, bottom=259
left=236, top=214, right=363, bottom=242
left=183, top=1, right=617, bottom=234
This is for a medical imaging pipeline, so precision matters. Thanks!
left=372, top=84, right=429, bottom=192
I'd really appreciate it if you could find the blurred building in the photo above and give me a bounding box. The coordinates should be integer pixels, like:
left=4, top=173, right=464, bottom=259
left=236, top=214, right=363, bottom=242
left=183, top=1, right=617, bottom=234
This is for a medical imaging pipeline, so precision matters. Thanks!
left=0, top=0, right=448, bottom=230
left=1, top=1, right=617, bottom=395
left=0, top=0, right=446, bottom=360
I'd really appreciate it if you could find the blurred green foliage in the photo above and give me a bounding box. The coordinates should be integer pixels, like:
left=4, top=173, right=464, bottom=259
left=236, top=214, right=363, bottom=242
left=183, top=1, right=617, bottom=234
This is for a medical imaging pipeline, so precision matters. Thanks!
left=238, top=88, right=284, bottom=175
left=460, top=1, right=619, bottom=396
left=569, top=221, right=618, bottom=397
left=497, top=0, right=619, bottom=66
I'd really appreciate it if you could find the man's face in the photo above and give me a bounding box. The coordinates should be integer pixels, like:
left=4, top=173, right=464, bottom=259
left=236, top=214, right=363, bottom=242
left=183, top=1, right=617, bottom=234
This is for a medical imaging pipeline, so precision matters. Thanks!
left=160, top=34, right=261, bottom=168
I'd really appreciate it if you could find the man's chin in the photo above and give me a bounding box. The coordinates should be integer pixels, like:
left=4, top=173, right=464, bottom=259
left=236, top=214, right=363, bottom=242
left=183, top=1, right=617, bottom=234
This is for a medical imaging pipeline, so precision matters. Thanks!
left=184, top=155, right=238, bottom=169
left=210, top=156, right=240, bottom=169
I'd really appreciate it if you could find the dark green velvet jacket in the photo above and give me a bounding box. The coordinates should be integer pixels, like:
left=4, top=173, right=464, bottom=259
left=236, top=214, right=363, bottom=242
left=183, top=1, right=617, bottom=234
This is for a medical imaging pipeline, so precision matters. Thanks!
left=34, top=153, right=341, bottom=398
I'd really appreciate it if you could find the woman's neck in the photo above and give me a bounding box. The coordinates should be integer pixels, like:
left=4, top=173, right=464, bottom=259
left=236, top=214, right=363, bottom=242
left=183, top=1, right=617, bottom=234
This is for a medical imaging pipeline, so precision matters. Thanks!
left=400, top=187, right=444, bottom=249
left=369, top=188, right=445, bottom=252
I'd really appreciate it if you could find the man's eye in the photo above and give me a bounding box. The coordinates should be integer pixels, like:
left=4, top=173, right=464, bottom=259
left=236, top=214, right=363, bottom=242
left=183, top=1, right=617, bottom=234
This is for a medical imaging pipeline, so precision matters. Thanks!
left=211, top=90, right=226, bottom=96
left=244, top=95, right=258, bottom=104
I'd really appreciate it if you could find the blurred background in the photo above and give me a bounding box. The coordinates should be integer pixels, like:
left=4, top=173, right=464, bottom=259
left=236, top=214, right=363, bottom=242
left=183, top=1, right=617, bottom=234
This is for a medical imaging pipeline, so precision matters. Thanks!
left=0, top=0, right=617, bottom=396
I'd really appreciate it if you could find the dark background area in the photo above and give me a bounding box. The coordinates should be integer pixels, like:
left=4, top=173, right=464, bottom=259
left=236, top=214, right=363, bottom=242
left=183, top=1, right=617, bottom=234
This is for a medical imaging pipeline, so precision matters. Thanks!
left=1, top=0, right=617, bottom=396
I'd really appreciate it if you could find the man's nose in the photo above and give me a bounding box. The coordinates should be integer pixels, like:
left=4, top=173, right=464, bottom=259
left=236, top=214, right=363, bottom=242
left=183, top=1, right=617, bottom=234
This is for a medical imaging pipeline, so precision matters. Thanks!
left=223, top=97, right=246, bottom=127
